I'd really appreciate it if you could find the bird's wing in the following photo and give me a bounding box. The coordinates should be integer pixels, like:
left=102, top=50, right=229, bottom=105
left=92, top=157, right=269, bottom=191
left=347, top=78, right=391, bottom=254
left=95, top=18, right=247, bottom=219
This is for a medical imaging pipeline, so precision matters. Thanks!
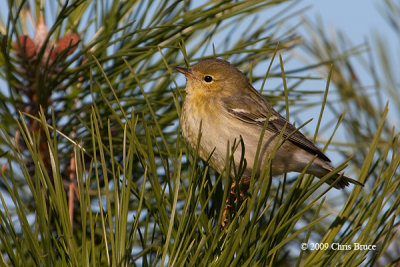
left=221, top=91, right=331, bottom=162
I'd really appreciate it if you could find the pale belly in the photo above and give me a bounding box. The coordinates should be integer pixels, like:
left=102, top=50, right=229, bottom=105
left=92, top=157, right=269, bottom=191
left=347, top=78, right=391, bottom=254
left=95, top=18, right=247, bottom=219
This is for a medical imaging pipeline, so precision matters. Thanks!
left=181, top=99, right=275, bottom=177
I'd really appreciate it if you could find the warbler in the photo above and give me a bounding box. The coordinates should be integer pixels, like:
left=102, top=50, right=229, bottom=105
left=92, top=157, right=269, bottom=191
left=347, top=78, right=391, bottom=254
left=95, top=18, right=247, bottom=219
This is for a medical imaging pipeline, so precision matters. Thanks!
left=176, top=58, right=363, bottom=189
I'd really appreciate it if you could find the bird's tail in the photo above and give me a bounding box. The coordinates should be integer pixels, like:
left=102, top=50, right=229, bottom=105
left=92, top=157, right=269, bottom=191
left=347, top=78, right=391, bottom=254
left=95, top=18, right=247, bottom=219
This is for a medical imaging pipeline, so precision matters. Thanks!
left=325, top=172, right=364, bottom=189
left=307, top=158, right=364, bottom=189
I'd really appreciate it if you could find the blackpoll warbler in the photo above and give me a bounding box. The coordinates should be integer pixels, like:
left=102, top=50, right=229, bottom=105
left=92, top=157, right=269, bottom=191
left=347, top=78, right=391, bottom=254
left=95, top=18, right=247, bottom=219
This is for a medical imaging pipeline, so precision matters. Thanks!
left=176, top=59, right=363, bottom=189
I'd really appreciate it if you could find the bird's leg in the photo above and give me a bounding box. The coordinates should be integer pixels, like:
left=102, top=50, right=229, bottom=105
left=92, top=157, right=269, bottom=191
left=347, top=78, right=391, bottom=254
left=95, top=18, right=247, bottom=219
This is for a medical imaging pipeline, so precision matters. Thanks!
left=222, top=176, right=251, bottom=227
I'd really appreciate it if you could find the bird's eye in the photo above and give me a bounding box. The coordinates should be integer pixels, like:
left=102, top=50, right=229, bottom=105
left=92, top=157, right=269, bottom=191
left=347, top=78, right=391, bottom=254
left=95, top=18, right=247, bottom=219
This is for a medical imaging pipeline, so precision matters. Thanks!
left=203, top=75, right=213, bottom=82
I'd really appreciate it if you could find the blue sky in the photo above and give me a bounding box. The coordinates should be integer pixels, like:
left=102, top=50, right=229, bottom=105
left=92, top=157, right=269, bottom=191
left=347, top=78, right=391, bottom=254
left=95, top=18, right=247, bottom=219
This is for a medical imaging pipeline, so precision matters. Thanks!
left=301, top=0, right=398, bottom=88
left=303, top=0, right=387, bottom=43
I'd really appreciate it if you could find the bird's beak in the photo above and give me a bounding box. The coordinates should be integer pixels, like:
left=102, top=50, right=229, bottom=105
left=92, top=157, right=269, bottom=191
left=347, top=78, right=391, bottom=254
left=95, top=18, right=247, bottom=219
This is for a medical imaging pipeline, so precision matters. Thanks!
left=175, top=66, right=192, bottom=77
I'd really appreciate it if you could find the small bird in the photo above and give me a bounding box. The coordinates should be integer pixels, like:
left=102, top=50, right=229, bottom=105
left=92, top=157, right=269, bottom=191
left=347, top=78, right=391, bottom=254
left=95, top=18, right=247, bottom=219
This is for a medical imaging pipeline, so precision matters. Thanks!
left=176, top=58, right=363, bottom=189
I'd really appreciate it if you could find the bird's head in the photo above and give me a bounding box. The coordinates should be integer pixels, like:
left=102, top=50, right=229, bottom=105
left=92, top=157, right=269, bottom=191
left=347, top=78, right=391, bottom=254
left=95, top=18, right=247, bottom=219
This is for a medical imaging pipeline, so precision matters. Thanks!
left=176, top=59, right=249, bottom=97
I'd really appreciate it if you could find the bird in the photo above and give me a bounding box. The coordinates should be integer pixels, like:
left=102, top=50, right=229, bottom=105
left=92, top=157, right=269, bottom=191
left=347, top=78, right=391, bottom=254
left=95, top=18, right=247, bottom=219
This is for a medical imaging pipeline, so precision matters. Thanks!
left=176, top=58, right=363, bottom=190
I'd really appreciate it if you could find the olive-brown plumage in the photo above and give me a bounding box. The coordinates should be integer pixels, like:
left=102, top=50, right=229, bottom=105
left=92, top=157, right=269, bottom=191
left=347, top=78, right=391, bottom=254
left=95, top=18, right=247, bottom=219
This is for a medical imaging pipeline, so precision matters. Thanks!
left=176, top=58, right=363, bottom=189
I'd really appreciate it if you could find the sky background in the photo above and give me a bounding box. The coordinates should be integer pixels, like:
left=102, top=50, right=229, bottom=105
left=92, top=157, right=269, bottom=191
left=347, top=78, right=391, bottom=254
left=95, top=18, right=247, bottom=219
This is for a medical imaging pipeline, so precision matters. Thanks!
left=301, top=0, right=398, bottom=90
left=303, top=0, right=387, bottom=41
